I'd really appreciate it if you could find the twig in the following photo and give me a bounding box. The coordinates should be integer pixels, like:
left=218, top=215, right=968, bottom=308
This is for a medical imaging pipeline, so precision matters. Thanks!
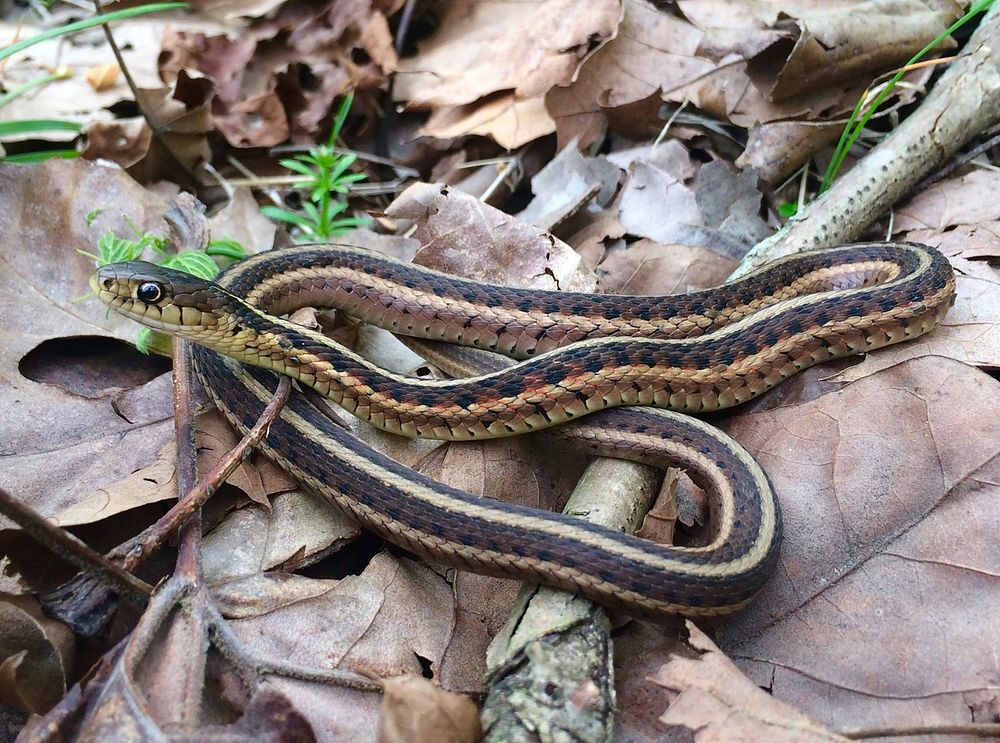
left=0, top=486, right=152, bottom=604
left=840, top=722, right=1000, bottom=739
left=916, top=124, right=1000, bottom=189
left=89, top=0, right=200, bottom=186
left=733, top=1, right=1000, bottom=276
left=111, top=375, right=292, bottom=573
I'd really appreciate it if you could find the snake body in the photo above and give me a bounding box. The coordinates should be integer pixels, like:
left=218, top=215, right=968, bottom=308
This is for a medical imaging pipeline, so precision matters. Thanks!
left=93, top=242, right=956, bottom=618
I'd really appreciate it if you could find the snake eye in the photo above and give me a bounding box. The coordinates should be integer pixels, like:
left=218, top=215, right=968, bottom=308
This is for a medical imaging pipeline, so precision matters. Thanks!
left=136, top=281, right=164, bottom=304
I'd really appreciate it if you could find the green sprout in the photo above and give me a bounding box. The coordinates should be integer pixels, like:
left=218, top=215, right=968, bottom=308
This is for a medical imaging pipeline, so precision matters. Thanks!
left=261, top=93, right=370, bottom=240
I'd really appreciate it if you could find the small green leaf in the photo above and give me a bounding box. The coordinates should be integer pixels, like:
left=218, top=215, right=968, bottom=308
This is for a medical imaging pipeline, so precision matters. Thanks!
left=324, top=200, right=349, bottom=218
left=135, top=327, right=151, bottom=355
left=260, top=205, right=316, bottom=230
left=328, top=92, right=354, bottom=146
left=280, top=159, right=318, bottom=178
left=326, top=216, right=371, bottom=235
left=206, top=238, right=247, bottom=260
left=96, top=231, right=143, bottom=266
left=86, top=208, right=104, bottom=225
left=331, top=171, right=367, bottom=190
left=777, top=202, right=798, bottom=219
left=300, top=201, right=321, bottom=225
left=328, top=153, right=358, bottom=182
left=161, top=251, right=219, bottom=279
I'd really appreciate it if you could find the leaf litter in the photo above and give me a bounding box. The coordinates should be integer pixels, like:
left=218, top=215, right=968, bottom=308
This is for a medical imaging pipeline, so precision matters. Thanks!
left=0, top=0, right=997, bottom=741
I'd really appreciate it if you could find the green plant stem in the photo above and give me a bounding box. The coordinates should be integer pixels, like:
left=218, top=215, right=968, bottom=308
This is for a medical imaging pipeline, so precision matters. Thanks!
left=820, top=0, right=996, bottom=192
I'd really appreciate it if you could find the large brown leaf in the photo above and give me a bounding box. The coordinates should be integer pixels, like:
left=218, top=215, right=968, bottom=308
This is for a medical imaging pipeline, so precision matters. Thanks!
left=0, top=161, right=176, bottom=540
left=614, top=355, right=999, bottom=738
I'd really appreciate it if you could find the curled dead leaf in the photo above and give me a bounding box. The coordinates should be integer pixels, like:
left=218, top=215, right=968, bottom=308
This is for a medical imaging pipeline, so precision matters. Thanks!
left=0, top=593, right=75, bottom=715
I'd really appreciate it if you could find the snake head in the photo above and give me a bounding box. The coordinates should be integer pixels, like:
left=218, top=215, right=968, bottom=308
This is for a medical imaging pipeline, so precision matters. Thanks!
left=91, top=262, right=231, bottom=334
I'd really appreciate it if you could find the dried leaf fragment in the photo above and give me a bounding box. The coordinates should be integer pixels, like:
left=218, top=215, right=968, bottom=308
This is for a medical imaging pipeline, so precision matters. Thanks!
left=85, top=64, right=120, bottom=92
left=378, top=675, right=482, bottom=743
left=649, top=621, right=845, bottom=742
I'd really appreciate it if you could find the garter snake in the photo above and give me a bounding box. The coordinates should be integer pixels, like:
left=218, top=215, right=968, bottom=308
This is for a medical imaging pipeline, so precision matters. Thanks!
left=92, top=241, right=955, bottom=619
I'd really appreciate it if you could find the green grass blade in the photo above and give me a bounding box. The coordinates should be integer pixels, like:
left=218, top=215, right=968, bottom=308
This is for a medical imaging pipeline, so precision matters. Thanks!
left=1, top=149, right=78, bottom=163
left=0, top=3, right=188, bottom=63
left=0, top=119, right=82, bottom=136
left=821, top=0, right=996, bottom=192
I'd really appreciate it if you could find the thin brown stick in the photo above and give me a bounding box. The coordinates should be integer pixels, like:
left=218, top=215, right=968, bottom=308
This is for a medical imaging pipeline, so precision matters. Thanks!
left=841, top=722, right=1000, bottom=739
left=0, top=485, right=152, bottom=603
left=112, top=375, right=292, bottom=573
left=90, top=0, right=200, bottom=185
left=171, top=340, right=201, bottom=578
left=917, top=124, right=1000, bottom=189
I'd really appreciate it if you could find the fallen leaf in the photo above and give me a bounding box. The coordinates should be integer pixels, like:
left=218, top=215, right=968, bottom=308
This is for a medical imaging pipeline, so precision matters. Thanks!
left=385, top=182, right=597, bottom=292
left=516, top=141, right=621, bottom=231
left=0, top=160, right=176, bottom=540
left=545, top=0, right=952, bottom=171
left=647, top=621, right=845, bottom=742
left=616, top=153, right=766, bottom=260
left=378, top=675, right=482, bottom=743
left=420, top=95, right=556, bottom=150
left=718, top=356, right=1000, bottom=731
left=85, top=64, right=120, bottom=93
left=208, top=187, right=278, bottom=255
left=0, top=593, right=75, bottom=714
left=597, top=239, right=736, bottom=296
left=394, top=0, right=621, bottom=108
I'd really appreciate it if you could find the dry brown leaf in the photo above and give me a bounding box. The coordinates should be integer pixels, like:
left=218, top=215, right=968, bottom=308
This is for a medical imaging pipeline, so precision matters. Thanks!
left=385, top=182, right=598, bottom=292
left=733, top=0, right=958, bottom=101
left=0, top=594, right=75, bottom=715
left=545, top=0, right=953, bottom=165
left=597, top=239, right=736, bottom=295
left=201, top=488, right=361, bottom=583
left=648, top=621, right=845, bottom=742
left=161, top=1, right=401, bottom=144
left=0, top=160, right=176, bottom=540
left=218, top=553, right=457, bottom=735
left=378, top=675, right=483, bottom=743
left=615, top=150, right=767, bottom=260
left=516, top=142, right=621, bottom=231
left=208, top=187, right=277, bottom=256
left=717, top=356, right=1000, bottom=730
left=81, top=120, right=153, bottom=170
left=18, top=605, right=317, bottom=742
left=126, top=72, right=215, bottom=185
left=85, top=64, right=120, bottom=93
left=420, top=95, right=556, bottom=150
left=613, top=356, right=999, bottom=738
left=394, top=0, right=621, bottom=109
left=895, top=169, right=1000, bottom=258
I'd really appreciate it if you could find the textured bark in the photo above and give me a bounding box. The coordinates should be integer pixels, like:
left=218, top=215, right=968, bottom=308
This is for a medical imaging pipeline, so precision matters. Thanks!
left=734, top=3, right=1000, bottom=276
